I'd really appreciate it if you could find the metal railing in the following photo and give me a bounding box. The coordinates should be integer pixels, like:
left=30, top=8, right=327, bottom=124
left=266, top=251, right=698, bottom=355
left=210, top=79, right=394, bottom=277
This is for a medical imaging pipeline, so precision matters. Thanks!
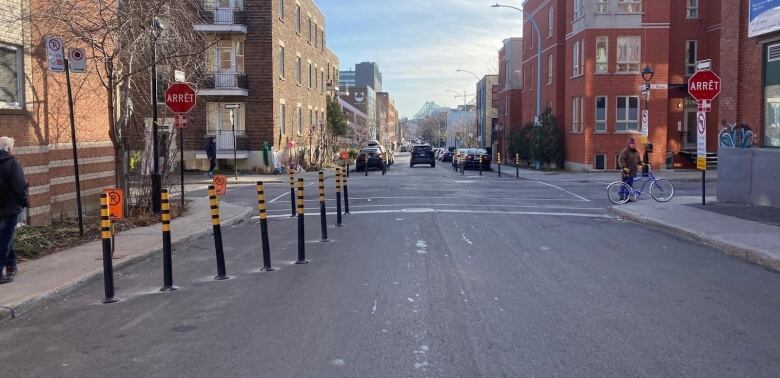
left=200, top=2, right=247, bottom=25
left=203, top=72, right=248, bottom=89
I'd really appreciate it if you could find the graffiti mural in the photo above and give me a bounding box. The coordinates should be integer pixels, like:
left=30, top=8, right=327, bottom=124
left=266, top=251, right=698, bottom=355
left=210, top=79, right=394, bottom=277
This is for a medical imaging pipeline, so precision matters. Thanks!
left=719, top=121, right=754, bottom=148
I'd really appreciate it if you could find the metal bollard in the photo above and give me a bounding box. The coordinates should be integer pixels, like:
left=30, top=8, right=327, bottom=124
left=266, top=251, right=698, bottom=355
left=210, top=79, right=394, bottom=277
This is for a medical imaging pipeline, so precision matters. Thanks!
left=318, top=172, right=329, bottom=242
left=295, top=178, right=309, bottom=264
left=256, top=182, right=274, bottom=271
left=479, top=156, right=483, bottom=176
left=289, top=172, right=296, bottom=217
left=461, top=158, right=465, bottom=175
left=160, top=189, right=177, bottom=291
left=209, top=185, right=229, bottom=280
left=497, top=152, right=502, bottom=178
left=100, top=194, right=118, bottom=303
left=365, top=158, right=368, bottom=176
left=343, top=169, right=350, bottom=214
left=515, top=153, right=520, bottom=179
left=336, top=167, right=343, bottom=227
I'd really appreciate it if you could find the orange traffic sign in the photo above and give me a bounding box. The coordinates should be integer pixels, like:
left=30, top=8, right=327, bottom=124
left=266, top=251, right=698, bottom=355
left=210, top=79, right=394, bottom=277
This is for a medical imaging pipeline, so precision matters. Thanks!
left=103, top=188, right=124, bottom=220
left=340, top=150, right=349, bottom=160
left=213, top=175, right=227, bottom=196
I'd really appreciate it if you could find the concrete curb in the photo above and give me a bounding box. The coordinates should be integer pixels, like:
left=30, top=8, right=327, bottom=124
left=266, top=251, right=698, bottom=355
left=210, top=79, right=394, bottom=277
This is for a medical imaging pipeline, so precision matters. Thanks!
left=609, top=206, right=780, bottom=273
left=0, top=205, right=254, bottom=323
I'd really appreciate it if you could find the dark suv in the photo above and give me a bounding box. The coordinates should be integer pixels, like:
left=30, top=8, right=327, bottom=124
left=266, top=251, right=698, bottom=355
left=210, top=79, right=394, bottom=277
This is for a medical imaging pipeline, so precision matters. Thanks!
left=410, top=144, right=435, bottom=167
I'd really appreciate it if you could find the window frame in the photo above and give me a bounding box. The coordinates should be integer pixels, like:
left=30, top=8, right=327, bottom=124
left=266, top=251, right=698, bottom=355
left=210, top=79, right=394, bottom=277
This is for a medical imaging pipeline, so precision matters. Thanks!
left=597, top=0, right=609, bottom=13
left=0, top=43, right=24, bottom=109
left=686, top=0, right=699, bottom=19
left=595, top=36, right=608, bottom=74
left=547, top=6, right=553, bottom=38
left=279, top=0, right=284, bottom=19
left=296, top=106, right=303, bottom=135
left=280, top=103, right=287, bottom=136
left=685, top=40, right=698, bottom=76
left=572, top=40, right=583, bottom=77
left=616, top=36, right=641, bottom=73
left=594, top=154, right=607, bottom=171
left=278, top=45, right=285, bottom=79
left=571, top=96, right=582, bottom=133
left=547, top=53, right=553, bottom=85
left=295, top=56, right=302, bottom=84
left=595, top=96, right=608, bottom=133
left=616, top=96, right=640, bottom=132
left=295, top=5, right=301, bottom=34
left=573, top=0, right=584, bottom=20
left=308, top=62, right=313, bottom=89
left=617, top=0, right=642, bottom=13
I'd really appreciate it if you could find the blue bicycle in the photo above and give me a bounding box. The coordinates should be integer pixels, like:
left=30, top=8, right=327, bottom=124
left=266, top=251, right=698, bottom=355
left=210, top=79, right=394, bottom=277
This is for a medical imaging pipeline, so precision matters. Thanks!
left=607, top=166, right=675, bottom=205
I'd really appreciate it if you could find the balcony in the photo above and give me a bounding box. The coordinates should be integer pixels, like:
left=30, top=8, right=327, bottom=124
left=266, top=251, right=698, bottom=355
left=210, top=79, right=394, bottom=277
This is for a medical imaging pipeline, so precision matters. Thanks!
left=198, top=72, right=249, bottom=97
left=193, top=2, right=247, bottom=34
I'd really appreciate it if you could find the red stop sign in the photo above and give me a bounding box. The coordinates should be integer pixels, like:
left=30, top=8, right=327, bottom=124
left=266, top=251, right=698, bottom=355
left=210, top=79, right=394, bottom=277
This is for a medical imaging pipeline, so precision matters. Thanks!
left=164, top=83, right=197, bottom=114
left=688, top=70, right=721, bottom=102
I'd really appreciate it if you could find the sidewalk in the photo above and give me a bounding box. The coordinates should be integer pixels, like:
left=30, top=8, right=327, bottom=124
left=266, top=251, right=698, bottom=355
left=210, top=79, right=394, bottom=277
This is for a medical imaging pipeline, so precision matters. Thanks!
left=0, top=197, right=253, bottom=321
left=610, top=196, right=780, bottom=272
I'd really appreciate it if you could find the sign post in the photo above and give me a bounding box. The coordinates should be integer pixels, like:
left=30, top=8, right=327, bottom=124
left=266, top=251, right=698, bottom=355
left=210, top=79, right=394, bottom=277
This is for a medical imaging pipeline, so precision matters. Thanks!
left=688, top=64, right=722, bottom=205
left=164, top=83, right=198, bottom=208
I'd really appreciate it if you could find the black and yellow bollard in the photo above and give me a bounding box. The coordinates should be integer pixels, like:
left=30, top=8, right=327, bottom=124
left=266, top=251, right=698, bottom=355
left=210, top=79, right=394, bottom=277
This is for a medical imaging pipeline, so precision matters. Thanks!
left=160, top=189, right=176, bottom=291
left=461, top=156, right=465, bottom=175
left=515, top=153, right=520, bottom=179
left=289, top=172, right=296, bottom=217
left=336, top=167, right=343, bottom=227
left=100, top=194, right=118, bottom=303
left=497, top=152, right=502, bottom=177
left=343, top=169, right=350, bottom=214
left=208, top=185, right=229, bottom=280
left=382, top=152, right=387, bottom=175
left=256, top=182, right=274, bottom=271
left=295, top=178, right=309, bottom=264
left=479, top=156, right=483, bottom=176
left=318, top=172, right=329, bottom=242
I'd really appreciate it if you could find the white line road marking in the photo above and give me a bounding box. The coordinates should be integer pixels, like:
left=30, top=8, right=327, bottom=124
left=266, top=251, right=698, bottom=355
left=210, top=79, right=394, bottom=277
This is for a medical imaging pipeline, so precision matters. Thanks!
left=348, top=196, right=586, bottom=202
left=258, top=208, right=612, bottom=219
left=268, top=182, right=316, bottom=203
left=534, top=181, right=591, bottom=202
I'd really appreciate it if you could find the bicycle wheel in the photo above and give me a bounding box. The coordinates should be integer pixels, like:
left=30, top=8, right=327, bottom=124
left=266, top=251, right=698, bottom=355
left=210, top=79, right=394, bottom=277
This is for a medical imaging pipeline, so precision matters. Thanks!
left=607, top=182, right=632, bottom=205
left=650, top=178, right=675, bottom=202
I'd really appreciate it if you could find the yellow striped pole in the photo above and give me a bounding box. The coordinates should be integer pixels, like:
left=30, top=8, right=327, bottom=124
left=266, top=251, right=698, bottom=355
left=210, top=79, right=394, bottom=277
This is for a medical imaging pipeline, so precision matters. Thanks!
left=209, top=185, right=229, bottom=280
left=336, top=167, right=343, bottom=227
left=497, top=152, right=502, bottom=177
left=100, top=194, right=118, bottom=303
left=343, top=167, right=350, bottom=214
left=295, top=178, right=309, bottom=264
left=289, top=172, right=296, bottom=217
left=160, top=189, right=176, bottom=291
left=318, top=172, right=329, bottom=242
left=257, top=181, right=274, bottom=271
left=515, top=153, right=520, bottom=179
left=479, top=155, right=483, bottom=176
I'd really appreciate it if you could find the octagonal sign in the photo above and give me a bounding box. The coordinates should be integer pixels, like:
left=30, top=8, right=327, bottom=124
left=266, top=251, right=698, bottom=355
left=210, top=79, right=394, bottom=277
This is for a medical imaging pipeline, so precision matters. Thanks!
left=164, top=83, right=197, bottom=114
left=688, top=70, right=721, bottom=102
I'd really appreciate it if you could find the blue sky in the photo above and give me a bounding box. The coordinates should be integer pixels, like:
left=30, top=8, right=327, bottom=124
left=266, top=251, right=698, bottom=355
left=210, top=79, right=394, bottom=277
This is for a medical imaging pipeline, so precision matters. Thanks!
left=318, top=0, right=523, bottom=118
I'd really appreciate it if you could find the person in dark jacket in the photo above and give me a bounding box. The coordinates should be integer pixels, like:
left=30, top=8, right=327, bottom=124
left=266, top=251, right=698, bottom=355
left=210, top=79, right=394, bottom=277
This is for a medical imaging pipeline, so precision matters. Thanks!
left=0, top=137, right=28, bottom=284
left=205, top=137, right=217, bottom=178
left=617, top=137, right=644, bottom=201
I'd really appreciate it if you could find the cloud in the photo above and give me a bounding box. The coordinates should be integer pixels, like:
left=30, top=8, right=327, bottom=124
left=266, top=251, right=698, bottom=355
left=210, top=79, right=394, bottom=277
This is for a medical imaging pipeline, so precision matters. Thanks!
left=318, top=0, right=522, bottom=117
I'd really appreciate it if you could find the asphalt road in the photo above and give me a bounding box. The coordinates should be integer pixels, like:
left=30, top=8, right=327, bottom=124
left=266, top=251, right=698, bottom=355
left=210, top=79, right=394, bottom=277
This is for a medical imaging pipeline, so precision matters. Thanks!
left=2, top=153, right=778, bottom=377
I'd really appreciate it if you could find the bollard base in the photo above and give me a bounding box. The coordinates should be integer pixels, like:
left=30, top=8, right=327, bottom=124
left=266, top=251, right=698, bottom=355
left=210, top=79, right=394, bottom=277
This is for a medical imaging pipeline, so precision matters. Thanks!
left=101, top=297, right=119, bottom=304
left=213, top=275, right=231, bottom=281
left=159, top=286, right=178, bottom=292
left=295, top=259, right=310, bottom=265
left=260, top=266, right=276, bottom=272
left=320, top=238, right=330, bottom=243
left=337, top=224, right=344, bottom=227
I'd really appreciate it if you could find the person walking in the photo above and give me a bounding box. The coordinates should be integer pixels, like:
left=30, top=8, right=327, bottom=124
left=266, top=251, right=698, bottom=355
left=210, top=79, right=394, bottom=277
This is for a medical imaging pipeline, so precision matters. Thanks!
left=0, top=137, right=28, bottom=284
left=205, top=136, right=217, bottom=178
left=618, top=137, right=644, bottom=202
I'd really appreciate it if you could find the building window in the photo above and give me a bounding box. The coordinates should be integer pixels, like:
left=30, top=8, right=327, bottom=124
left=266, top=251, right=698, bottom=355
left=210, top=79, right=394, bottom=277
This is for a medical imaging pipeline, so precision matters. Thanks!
left=547, top=6, right=553, bottom=37
left=618, top=0, right=642, bottom=13
left=314, top=24, right=318, bottom=47
left=321, top=29, right=325, bottom=51
left=547, top=54, right=553, bottom=85
left=321, top=70, right=325, bottom=93
left=597, top=0, right=609, bottom=13
left=596, top=36, right=608, bottom=73
left=572, top=96, right=582, bottom=133
left=595, top=154, right=606, bottom=170
left=206, top=102, right=246, bottom=136
left=279, top=103, right=287, bottom=135
left=278, top=45, right=285, bottom=79
left=308, top=17, right=312, bottom=42
left=0, top=44, right=23, bottom=108
left=595, top=96, right=607, bottom=132
left=685, top=40, right=698, bottom=76
left=686, top=0, right=699, bottom=18
left=573, top=0, right=584, bottom=19
left=308, top=63, right=313, bottom=89
left=296, top=106, right=302, bottom=134
left=279, top=0, right=284, bottom=19
left=616, top=36, right=641, bottom=72
left=572, top=40, right=583, bottom=77
left=295, top=5, right=301, bottom=33
left=296, top=56, right=302, bottom=84
left=616, top=96, right=639, bottom=132
left=309, top=109, right=314, bottom=129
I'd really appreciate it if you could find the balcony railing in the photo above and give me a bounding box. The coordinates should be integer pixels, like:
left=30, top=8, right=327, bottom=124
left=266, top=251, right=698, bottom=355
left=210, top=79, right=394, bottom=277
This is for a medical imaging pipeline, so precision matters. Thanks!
left=199, top=2, right=247, bottom=25
left=203, top=72, right=248, bottom=89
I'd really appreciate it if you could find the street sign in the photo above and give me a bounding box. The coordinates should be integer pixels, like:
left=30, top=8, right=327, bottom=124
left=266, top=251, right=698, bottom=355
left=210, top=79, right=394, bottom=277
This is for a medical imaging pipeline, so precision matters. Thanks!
left=688, top=70, right=722, bottom=102
left=46, top=36, right=65, bottom=72
left=174, top=70, right=186, bottom=82
left=640, top=109, right=649, bottom=144
left=213, top=175, right=227, bottom=196
left=696, top=59, right=712, bottom=71
left=697, top=111, right=707, bottom=171
left=68, top=48, right=86, bottom=73
left=224, top=103, right=241, bottom=109
left=103, top=188, right=124, bottom=220
left=164, top=83, right=197, bottom=114
left=339, top=150, right=349, bottom=160
left=174, top=114, right=188, bottom=129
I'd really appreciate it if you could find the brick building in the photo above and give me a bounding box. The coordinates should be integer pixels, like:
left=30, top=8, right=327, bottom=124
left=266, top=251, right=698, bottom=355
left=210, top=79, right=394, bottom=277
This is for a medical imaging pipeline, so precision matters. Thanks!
left=495, top=37, right=524, bottom=161
left=521, top=0, right=731, bottom=171
left=0, top=0, right=115, bottom=225
left=376, top=92, right=398, bottom=148
left=186, top=0, right=339, bottom=171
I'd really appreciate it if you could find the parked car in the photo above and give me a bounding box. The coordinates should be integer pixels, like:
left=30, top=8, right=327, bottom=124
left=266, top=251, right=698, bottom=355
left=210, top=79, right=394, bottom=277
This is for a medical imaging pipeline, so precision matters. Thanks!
left=356, top=147, right=386, bottom=172
left=440, top=150, right=454, bottom=162
left=410, top=144, right=435, bottom=168
left=400, top=145, right=408, bottom=152
left=463, top=148, right=491, bottom=170
left=452, top=148, right=468, bottom=168
left=367, top=140, right=394, bottom=165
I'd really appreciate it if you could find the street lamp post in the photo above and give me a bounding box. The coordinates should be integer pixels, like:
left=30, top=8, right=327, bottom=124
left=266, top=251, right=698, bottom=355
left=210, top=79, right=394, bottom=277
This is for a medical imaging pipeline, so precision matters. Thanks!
left=150, top=18, right=164, bottom=215
left=641, top=65, right=654, bottom=174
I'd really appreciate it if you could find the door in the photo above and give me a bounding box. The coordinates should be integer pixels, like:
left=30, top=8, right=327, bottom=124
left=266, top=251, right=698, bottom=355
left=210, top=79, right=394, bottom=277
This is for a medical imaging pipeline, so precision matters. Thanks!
left=216, top=109, right=235, bottom=150
left=215, top=41, right=236, bottom=87
left=683, top=107, right=697, bottom=149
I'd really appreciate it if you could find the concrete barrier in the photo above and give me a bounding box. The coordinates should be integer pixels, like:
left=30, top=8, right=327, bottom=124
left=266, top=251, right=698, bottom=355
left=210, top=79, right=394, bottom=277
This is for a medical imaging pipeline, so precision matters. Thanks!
left=718, top=148, right=780, bottom=208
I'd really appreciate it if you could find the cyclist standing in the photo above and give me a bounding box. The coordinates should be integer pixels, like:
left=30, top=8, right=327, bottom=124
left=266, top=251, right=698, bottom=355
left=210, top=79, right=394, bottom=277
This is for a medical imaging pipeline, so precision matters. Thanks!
left=618, top=137, right=643, bottom=201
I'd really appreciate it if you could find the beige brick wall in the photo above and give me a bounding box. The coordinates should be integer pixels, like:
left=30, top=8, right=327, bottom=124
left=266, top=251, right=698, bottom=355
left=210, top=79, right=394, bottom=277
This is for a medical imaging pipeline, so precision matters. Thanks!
left=0, top=0, right=24, bottom=44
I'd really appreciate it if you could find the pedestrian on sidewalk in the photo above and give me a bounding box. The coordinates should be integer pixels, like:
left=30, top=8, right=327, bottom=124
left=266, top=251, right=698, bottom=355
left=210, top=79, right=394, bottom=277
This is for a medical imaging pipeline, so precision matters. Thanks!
left=0, top=137, right=28, bottom=284
left=205, top=136, right=217, bottom=178
left=618, top=137, right=644, bottom=202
